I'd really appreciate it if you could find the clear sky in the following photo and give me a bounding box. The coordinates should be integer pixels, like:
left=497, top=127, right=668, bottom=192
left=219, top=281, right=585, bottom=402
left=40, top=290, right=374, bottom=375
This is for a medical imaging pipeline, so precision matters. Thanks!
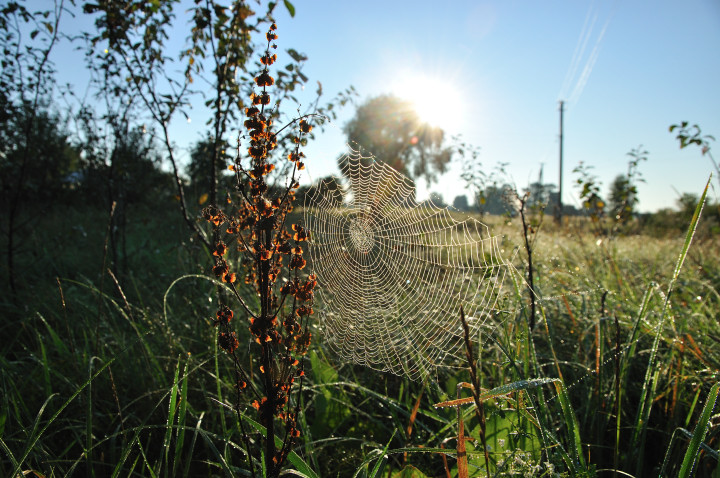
left=52, top=0, right=720, bottom=212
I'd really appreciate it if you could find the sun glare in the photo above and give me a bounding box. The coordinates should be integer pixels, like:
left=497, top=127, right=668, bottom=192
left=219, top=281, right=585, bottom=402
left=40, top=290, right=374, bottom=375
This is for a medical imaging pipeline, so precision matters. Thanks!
left=391, top=73, right=465, bottom=134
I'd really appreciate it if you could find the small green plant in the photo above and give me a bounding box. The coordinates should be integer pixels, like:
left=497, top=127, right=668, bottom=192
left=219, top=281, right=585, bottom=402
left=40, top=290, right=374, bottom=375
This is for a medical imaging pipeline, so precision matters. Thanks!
left=608, top=146, right=647, bottom=232
left=573, top=161, right=606, bottom=230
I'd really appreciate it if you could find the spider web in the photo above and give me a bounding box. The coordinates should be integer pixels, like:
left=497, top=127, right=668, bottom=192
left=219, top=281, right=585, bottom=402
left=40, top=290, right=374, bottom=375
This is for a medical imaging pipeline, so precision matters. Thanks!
left=304, top=150, right=512, bottom=380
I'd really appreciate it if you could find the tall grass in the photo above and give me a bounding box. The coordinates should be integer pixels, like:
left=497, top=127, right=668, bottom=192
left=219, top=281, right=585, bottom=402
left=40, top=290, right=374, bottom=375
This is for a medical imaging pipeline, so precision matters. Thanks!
left=1, top=180, right=719, bottom=476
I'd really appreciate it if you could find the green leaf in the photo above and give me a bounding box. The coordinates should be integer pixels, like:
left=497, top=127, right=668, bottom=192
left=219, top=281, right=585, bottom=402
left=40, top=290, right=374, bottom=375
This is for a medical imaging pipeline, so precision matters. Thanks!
left=284, top=0, right=296, bottom=17
left=11, top=357, right=116, bottom=478
left=239, top=412, right=319, bottom=478
left=287, top=48, right=307, bottom=63
left=679, top=382, right=720, bottom=477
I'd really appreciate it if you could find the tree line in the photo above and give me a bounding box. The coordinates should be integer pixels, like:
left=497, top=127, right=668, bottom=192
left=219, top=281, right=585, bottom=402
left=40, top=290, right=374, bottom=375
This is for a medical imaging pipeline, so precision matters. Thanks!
left=1, top=0, right=714, bottom=293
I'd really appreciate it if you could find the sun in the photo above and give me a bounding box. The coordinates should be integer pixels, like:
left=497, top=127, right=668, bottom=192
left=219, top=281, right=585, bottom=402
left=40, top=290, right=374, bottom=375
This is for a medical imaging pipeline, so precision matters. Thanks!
left=390, top=73, right=465, bottom=135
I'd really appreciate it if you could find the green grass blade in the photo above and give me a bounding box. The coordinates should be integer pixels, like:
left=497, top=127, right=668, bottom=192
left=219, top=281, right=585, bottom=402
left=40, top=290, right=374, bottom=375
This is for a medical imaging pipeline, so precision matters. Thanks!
left=173, top=357, right=190, bottom=477
left=11, top=357, right=115, bottom=478
left=237, top=411, right=320, bottom=478
left=182, top=411, right=204, bottom=478
left=679, top=382, right=720, bottom=477
left=137, top=438, right=159, bottom=478
left=553, top=380, right=586, bottom=470
left=0, top=437, right=19, bottom=470
left=37, top=332, right=51, bottom=397
left=631, top=175, right=710, bottom=474
left=87, top=357, right=97, bottom=478
left=162, top=356, right=182, bottom=477
left=370, top=430, right=396, bottom=478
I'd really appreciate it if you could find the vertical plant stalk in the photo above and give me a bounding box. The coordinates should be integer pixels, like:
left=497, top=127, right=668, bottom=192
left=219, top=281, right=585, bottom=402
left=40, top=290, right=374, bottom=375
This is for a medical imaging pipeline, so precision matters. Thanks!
left=95, top=201, right=116, bottom=356
left=459, top=305, right=491, bottom=477
left=613, top=310, right=621, bottom=477
left=205, top=23, right=317, bottom=477
left=517, top=193, right=537, bottom=330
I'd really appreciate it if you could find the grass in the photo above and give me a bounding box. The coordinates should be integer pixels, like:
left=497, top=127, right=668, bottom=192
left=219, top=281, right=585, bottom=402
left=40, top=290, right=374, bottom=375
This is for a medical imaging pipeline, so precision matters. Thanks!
left=1, top=193, right=719, bottom=476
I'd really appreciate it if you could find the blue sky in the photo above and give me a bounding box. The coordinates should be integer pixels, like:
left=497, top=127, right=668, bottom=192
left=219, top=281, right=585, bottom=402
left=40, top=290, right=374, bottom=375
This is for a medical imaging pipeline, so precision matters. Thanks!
left=53, top=0, right=720, bottom=212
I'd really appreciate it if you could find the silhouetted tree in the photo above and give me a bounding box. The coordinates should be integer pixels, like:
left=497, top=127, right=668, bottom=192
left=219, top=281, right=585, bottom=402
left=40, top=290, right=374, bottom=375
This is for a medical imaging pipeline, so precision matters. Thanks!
left=296, top=175, right=345, bottom=208
left=608, top=174, right=635, bottom=222
left=341, top=94, right=453, bottom=185
left=452, top=194, right=469, bottom=211
left=187, top=134, right=233, bottom=198
left=1, top=0, right=65, bottom=292
left=429, top=192, right=446, bottom=207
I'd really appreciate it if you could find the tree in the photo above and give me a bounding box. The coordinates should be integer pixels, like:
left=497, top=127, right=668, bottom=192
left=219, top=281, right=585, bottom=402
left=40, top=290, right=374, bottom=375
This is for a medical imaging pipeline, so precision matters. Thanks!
left=677, top=192, right=699, bottom=216
left=1, top=0, right=66, bottom=292
left=341, top=94, right=453, bottom=185
left=0, top=107, right=78, bottom=201
left=295, top=175, right=344, bottom=208
left=84, top=0, right=352, bottom=250
left=187, top=134, right=233, bottom=198
left=608, top=174, right=634, bottom=222
left=479, top=183, right=515, bottom=215
left=609, top=147, right=647, bottom=227
left=452, top=194, right=469, bottom=211
left=429, top=192, right=445, bottom=207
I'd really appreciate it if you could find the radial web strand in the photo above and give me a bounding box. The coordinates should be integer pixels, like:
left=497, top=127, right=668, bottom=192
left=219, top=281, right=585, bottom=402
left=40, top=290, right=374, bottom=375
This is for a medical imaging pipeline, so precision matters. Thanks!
left=304, top=150, right=512, bottom=380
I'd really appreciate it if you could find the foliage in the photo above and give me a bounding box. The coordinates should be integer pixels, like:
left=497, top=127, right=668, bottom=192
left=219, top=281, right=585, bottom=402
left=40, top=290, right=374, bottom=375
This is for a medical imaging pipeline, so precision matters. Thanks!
left=452, top=194, right=469, bottom=211
left=460, top=152, right=515, bottom=216
left=341, top=94, right=454, bottom=185
left=0, top=106, right=79, bottom=201
left=670, top=121, right=718, bottom=190
left=186, top=133, right=234, bottom=198
left=610, top=146, right=647, bottom=227
left=573, top=161, right=605, bottom=227
left=0, top=0, right=66, bottom=292
left=295, top=175, right=345, bottom=208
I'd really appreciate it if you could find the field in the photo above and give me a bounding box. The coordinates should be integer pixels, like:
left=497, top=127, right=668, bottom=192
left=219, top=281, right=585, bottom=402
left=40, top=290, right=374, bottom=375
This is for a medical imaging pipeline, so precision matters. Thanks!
left=1, top=194, right=719, bottom=477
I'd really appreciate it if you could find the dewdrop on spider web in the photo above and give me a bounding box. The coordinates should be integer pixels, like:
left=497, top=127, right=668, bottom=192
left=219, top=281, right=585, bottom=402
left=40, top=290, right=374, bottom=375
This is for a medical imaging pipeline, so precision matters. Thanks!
left=303, top=148, right=513, bottom=380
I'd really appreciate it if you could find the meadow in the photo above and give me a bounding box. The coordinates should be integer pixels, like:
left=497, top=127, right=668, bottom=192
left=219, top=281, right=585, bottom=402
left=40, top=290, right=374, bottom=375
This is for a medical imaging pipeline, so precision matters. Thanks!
left=1, top=4, right=718, bottom=476
left=1, top=190, right=718, bottom=477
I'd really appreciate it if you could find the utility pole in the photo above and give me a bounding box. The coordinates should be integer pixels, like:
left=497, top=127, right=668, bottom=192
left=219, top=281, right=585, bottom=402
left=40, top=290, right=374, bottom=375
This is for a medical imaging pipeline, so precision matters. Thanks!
left=556, top=100, right=564, bottom=224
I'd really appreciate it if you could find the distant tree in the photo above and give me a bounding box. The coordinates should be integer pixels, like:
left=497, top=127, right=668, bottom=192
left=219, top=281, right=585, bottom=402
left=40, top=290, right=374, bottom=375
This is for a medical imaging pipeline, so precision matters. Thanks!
left=187, top=134, right=233, bottom=198
left=452, top=194, right=469, bottom=211
left=429, top=192, right=445, bottom=207
left=296, top=175, right=345, bottom=208
left=608, top=174, right=634, bottom=222
left=0, top=107, right=78, bottom=201
left=480, top=184, right=515, bottom=215
left=0, top=0, right=65, bottom=292
left=79, top=123, right=171, bottom=275
left=609, top=147, right=647, bottom=227
left=676, top=192, right=699, bottom=217
left=341, top=94, right=453, bottom=185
